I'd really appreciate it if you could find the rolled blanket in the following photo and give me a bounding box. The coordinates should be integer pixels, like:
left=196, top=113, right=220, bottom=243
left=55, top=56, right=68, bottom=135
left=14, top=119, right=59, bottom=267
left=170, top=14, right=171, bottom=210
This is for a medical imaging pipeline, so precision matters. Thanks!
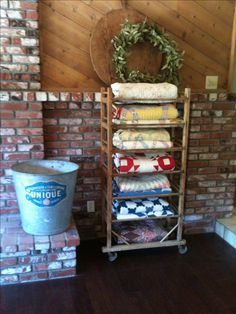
left=112, top=104, right=178, bottom=122
left=113, top=153, right=176, bottom=173
left=114, top=174, right=170, bottom=192
left=111, top=82, right=178, bottom=100
left=113, top=129, right=173, bottom=150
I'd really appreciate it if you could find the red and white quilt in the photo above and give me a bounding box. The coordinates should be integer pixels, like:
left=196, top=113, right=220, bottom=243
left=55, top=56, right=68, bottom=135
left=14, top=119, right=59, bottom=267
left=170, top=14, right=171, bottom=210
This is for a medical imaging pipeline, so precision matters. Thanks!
left=113, top=153, right=175, bottom=174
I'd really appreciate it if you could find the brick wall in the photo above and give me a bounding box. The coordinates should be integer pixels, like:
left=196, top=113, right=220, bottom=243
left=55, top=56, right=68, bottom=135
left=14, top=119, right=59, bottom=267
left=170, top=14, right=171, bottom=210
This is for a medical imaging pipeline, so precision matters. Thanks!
left=1, top=90, right=235, bottom=239
left=185, top=93, right=236, bottom=233
left=0, top=91, right=44, bottom=214
left=0, top=0, right=235, bottom=240
left=43, top=92, right=103, bottom=239
left=0, top=91, right=103, bottom=239
left=0, top=0, right=40, bottom=90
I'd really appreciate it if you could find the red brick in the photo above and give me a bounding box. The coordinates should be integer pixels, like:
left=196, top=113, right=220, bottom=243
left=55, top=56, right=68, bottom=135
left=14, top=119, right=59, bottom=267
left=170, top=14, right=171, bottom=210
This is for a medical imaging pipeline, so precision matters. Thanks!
left=58, top=134, right=83, bottom=141
left=0, top=103, right=27, bottom=110
left=72, top=146, right=92, bottom=155
left=0, top=258, right=17, bottom=267
left=1, top=112, right=14, bottom=119
left=0, top=145, right=17, bottom=152
left=31, top=152, right=44, bottom=159
left=28, top=103, right=42, bottom=110
left=56, top=103, right=68, bottom=109
left=46, top=142, right=69, bottom=149
left=15, top=111, right=42, bottom=119
left=223, top=124, right=236, bottom=131
left=44, top=126, right=67, bottom=133
left=0, top=82, right=28, bottom=90
left=0, top=73, right=12, bottom=80
left=198, top=139, right=220, bottom=146
left=17, top=128, right=43, bottom=135
left=30, top=120, right=43, bottom=127
left=0, top=275, right=18, bottom=284
left=83, top=148, right=100, bottom=155
left=19, top=271, right=48, bottom=282
left=72, top=93, right=82, bottom=101
left=44, top=111, right=65, bottom=118
left=26, top=11, right=39, bottom=20
left=2, top=120, right=28, bottom=128
left=48, top=251, right=76, bottom=262
left=33, top=261, right=62, bottom=271
left=3, top=152, right=30, bottom=160
left=49, top=268, right=76, bottom=278
left=20, top=1, right=38, bottom=10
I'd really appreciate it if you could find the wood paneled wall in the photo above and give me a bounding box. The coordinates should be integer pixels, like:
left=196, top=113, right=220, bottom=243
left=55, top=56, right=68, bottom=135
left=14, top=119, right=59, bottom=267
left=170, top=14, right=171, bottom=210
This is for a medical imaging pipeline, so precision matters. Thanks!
left=39, top=0, right=236, bottom=91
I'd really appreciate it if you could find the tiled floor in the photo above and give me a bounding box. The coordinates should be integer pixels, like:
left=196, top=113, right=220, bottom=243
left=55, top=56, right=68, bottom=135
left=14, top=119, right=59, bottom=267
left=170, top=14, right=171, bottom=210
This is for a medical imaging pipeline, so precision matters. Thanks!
left=215, top=215, right=236, bottom=249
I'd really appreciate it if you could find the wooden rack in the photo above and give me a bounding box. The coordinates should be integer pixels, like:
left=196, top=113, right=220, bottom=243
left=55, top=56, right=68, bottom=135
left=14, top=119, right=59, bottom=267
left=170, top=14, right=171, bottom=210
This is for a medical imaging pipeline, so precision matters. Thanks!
left=100, top=87, right=191, bottom=261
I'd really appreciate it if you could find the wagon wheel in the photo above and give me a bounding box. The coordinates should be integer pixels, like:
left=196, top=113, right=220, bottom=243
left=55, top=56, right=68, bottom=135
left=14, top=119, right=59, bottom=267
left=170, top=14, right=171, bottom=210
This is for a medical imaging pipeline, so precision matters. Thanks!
left=108, top=252, right=118, bottom=262
left=178, top=245, right=188, bottom=255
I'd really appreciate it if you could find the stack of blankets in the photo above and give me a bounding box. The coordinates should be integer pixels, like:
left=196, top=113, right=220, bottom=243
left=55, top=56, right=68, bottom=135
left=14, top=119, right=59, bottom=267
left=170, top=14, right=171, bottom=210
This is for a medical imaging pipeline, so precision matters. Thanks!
left=110, top=82, right=177, bottom=223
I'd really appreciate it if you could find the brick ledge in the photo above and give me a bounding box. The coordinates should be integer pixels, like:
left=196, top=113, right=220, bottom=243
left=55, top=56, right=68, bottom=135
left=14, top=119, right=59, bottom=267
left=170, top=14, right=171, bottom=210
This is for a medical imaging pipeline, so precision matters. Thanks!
left=0, top=214, right=80, bottom=285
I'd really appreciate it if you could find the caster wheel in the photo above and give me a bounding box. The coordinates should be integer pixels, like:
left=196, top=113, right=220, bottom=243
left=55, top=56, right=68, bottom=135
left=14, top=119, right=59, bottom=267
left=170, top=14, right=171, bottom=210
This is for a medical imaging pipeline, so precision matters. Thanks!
left=178, top=245, right=188, bottom=255
left=108, top=252, right=118, bottom=262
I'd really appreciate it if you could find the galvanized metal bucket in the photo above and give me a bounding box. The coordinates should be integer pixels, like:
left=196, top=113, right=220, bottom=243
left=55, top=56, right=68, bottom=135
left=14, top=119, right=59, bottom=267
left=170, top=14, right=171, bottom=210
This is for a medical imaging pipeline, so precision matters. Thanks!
left=12, top=160, right=79, bottom=236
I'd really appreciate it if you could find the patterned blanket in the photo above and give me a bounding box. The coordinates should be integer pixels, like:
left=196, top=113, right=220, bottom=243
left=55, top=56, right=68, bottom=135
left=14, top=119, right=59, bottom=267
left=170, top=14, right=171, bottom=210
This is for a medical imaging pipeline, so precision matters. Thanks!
left=112, top=118, right=181, bottom=125
left=113, top=153, right=176, bottom=173
left=114, top=174, right=170, bottom=192
left=113, top=220, right=168, bottom=244
left=111, top=82, right=178, bottom=100
left=112, top=104, right=178, bottom=123
left=113, top=128, right=170, bottom=141
left=112, top=197, right=176, bottom=220
left=113, top=129, right=173, bottom=150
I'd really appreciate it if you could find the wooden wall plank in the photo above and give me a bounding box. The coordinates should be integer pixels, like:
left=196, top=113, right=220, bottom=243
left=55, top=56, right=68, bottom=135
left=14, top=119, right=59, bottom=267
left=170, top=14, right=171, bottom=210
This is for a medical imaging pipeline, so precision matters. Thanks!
left=160, top=0, right=231, bottom=47
left=129, top=1, right=229, bottom=67
left=39, top=0, right=235, bottom=91
left=41, top=28, right=102, bottom=81
left=228, top=2, right=236, bottom=90
left=81, top=0, right=122, bottom=13
left=195, top=0, right=235, bottom=27
left=42, top=0, right=103, bottom=32
left=42, top=54, right=102, bottom=90
left=40, top=2, right=90, bottom=53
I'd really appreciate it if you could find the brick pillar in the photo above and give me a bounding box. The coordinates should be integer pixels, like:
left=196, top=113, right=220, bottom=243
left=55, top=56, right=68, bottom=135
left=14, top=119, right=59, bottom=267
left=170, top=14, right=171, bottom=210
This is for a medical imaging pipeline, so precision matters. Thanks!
left=0, top=0, right=40, bottom=90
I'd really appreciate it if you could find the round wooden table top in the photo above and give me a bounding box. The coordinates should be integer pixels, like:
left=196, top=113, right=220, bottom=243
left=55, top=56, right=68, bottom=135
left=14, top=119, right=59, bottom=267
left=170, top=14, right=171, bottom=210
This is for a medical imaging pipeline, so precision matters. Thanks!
left=90, top=8, right=163, bottom=85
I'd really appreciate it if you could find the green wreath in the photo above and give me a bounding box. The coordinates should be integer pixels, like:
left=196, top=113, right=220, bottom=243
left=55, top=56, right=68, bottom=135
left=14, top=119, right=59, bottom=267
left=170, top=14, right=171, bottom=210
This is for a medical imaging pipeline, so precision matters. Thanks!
left=112, top=20, right=184, bottom=85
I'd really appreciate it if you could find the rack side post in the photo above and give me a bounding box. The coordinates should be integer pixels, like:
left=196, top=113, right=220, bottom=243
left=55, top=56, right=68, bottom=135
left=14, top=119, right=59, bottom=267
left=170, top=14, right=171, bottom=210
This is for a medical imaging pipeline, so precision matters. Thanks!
left=177, top=88, right=191, bottom=242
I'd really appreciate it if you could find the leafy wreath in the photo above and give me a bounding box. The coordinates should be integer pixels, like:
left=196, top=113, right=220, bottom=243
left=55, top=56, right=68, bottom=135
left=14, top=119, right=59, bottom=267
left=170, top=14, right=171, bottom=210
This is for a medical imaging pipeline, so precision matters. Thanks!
left=112, top=20, right=184, bottom=85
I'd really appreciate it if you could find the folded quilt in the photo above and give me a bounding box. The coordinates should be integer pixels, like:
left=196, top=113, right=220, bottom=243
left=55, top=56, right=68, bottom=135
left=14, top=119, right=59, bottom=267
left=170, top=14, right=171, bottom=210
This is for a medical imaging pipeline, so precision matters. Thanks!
left=112, top=197, right=176, bottom=220
left=113, top=129, right=173, bottom=150
left=113, top=129, right=170, bottom=141
left=113, top=220, right=168, bottom=244
left=111, top=82, right=178, bottom=100
left=113, top=118, right=180, bottom=125
left=112, top=188, right=172, bottom=197
left=113, top=140, right=173, bottom=150
left=113, top=153, right=176, bottom=173
left=114, top=174, right=170, bottom=192
left=112, top=104, right=178, bottom=122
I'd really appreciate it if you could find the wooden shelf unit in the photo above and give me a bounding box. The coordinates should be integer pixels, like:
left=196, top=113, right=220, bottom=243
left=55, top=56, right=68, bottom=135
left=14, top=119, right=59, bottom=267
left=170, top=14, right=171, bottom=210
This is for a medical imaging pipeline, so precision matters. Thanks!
left=100, top=87, right=191, bottom=259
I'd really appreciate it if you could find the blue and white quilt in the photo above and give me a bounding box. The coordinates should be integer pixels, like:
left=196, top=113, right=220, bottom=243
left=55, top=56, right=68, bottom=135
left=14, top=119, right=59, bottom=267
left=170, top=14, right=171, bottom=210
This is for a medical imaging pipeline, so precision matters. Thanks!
left=112, top=197, right=176, bottom=220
